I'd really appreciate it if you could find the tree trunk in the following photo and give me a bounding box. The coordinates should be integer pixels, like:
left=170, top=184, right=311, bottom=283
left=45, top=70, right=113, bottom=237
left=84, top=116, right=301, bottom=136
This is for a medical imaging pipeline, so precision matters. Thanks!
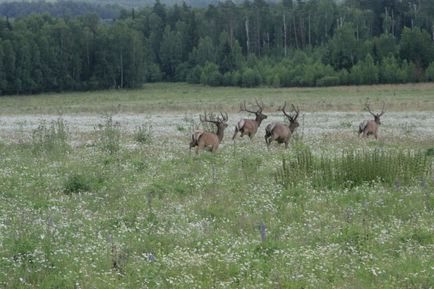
left=308, top=13, right=311, bottom=46
left=292, top=13, right=298, bottom=49
left=283, top=14, right=287, bottom=56
left=245, top=17, right=250, bottom=55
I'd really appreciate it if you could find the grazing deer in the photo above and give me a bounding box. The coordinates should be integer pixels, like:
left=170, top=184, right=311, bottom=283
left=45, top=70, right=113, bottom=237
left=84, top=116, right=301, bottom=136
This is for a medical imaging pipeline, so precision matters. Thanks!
left=264, top=102, right=300, bottom=149
left=358, top=102, right=385, bottom=139
left=232, top=100, right=267, bottom=141
left=189, top=112, right=228, bottom=154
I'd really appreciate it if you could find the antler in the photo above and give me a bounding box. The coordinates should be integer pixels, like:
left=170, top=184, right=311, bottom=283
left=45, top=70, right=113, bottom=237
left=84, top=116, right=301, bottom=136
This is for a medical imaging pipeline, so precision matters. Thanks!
left=255, top=98, right=264, bottom=113
left=200, top=112, right=228, bottom=124
left=240, top=101, right=257, bottom=114
left=218, top=111, right=228, bottom=122
left=378, top=101, right=385, bottom=117
left=279, top=102, right=293, bottom=120
left=366, top=102, right=385, bottom=117
left=291, top=104, right=300, bottom=121
left=279, top=102, right=300, bottom=122
left=200, top=112, right=219, bottom=124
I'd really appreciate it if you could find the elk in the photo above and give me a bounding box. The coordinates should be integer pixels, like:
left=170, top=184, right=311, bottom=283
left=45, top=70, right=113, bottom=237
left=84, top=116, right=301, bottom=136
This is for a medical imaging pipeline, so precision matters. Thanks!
left=358, top=102, right=385, bottom=139
left=232, top=100, right=267, bottom=141
left=264, top=102, right=300, bottom=149
left=189, top=112, right=228, bottom=154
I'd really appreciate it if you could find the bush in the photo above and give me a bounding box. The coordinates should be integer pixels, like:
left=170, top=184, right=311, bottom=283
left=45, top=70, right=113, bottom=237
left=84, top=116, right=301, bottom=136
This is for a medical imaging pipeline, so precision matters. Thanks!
left=32, top=118, right=70, bottom=154
left=241, top=68, right=262, bottom=87
left=200, top=62, right=222, bottom=86
left=316, top=76, right=339, bottom=87
left=64, top=174, right=93, bottom=194
left=134, top=123, right=153, bottom=144
left=424, top=62, right=434, bottom=81
left=64, top=173, right=103, bottom=194
left=275, top=146, right=431, bottom=188
left=186, top=65, right=202, bottom=84
left=95, top=115, right=121, bottom=154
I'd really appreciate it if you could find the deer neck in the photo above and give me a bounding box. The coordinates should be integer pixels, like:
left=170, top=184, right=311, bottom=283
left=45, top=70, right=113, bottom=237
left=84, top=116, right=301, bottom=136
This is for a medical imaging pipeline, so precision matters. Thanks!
left=255, top=115, right=264, bottom=127
left=216, top=126, right=225, bottom=142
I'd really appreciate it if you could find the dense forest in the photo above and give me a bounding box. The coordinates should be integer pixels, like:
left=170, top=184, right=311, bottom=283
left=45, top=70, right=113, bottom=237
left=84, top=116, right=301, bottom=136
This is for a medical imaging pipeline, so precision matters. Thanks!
left=0, top=0, right=434, bottom=95
left=0, top=1, right=121, bottom=19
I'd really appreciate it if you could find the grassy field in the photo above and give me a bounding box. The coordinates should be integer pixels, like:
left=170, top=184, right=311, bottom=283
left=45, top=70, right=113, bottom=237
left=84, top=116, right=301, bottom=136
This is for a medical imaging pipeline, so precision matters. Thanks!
left=0, top=83, right=433, bottom=288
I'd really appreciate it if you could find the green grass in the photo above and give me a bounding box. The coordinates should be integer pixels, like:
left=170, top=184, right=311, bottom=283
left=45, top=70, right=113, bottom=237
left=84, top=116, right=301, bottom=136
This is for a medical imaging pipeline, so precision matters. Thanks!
left=0, top=82, right=434, bottom=114
left=0, top=83, right=433, bottom=288
left=275, top=144, right=431, bottom=188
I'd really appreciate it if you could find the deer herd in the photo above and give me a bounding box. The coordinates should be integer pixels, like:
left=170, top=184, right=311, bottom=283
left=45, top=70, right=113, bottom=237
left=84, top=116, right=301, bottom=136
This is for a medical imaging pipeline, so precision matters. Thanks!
left=190, top=100, right=385, bottom=154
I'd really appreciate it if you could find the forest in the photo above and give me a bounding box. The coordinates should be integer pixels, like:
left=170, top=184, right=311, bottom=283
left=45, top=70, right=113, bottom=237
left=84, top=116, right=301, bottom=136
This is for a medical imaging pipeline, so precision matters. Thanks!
left=0, top=0, right=434, bottom=95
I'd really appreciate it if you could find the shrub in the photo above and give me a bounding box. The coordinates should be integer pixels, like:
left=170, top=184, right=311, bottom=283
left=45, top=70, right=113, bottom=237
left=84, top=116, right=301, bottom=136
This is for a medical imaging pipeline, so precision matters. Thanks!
left=64, top=174, right=93, bottom=194
left=95, top=115, right=121, bottom=154
left=200, top=62, right=221, bottom=86
left=134, top=123, right=153, bottom=144
left=424, top=62, right=434, bottom=81
left=316, top=76, right=339, bottom=87
left=275, top=145, right=431, bottom=188
left=241, top=68, right=262, bottom=87
left=32, top=118, right=70, bottom=154
left=63, top=173, right=103, bottom=194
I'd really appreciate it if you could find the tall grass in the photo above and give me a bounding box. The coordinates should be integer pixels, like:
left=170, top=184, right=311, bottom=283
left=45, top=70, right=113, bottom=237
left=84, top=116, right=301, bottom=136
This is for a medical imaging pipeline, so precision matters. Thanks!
left=95, top=115, right=121, bottom=154
left=31, top=118, right=70, bottom=154
left=133, top=122, right=153, bottom=144
left=275, top=145, right=431, bottom=188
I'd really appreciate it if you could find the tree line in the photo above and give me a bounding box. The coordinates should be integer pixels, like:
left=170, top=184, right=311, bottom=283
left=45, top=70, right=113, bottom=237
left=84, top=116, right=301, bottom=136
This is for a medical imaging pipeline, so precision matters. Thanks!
left=1, top=0, right=434, bottom=95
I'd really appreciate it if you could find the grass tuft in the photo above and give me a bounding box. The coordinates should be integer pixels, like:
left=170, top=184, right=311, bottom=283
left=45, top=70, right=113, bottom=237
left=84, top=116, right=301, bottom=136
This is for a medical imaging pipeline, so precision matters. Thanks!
left=275, top=145, right=431, bottom=188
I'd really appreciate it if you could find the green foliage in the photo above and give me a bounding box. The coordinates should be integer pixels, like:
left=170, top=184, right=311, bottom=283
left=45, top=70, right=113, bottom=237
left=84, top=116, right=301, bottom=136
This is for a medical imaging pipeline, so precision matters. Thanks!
left=95, top=115, right=121, bottom=154
left=350, top=54, right=379, bottom=85
left=275, top=145, right=431, bottom=189
left=400, top=27, right=434, bottom=69
left=425, top=62, right=434, bottom=81
left=134, top=123, right=153, bottom=144
left=241, top=68, right=262, bottom=87
left=31, top=118, right=70, bottom=155
left=0, top=1, right=434, bottom=94
left=200, top=62, right=222, bottom=86
left=63, top=174, right=93, bottom=194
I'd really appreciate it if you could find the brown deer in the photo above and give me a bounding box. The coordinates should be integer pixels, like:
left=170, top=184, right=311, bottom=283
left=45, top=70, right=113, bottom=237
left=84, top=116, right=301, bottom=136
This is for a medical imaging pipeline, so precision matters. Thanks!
left=358, top=102, right=385, bottom=139
left=232, top=100, right=267, bottom=140
left=189, top=112, right=228, bottom=154
left=264, top=102, right=300, bottom=149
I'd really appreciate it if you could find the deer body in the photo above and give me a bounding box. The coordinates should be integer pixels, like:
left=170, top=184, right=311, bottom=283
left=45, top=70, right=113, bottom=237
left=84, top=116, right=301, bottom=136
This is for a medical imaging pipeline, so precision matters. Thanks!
left=359, top=103, right=384, bottom=139
left=189, top=112, right=228, bottom=154
left=265, top=103, right=300, bottom=149
left=232, top=100, right=267, bottom=140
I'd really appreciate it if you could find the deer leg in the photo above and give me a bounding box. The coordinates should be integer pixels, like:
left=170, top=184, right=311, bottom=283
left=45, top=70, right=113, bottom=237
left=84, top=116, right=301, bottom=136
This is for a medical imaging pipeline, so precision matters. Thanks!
left=232, top=126, right=238, bottom=140
left=211, top=143, right=219, bottom=153
left=196, top=141, right=205, bottom=154
left=249, top=132, right=255, bottom=141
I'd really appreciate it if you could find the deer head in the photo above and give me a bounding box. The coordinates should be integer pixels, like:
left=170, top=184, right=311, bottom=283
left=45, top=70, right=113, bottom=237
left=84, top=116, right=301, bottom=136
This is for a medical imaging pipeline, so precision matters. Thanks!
left=359, top=102, right=385, bottom=139
left=366, top=102, right=385, bottom=125
left=279, top=102, right=300, bottom=132
left=190, top=112, right=229, bottom=154
left=200, top=112, right=228, bottom=141
left=240, top=99, right=267, bottom=122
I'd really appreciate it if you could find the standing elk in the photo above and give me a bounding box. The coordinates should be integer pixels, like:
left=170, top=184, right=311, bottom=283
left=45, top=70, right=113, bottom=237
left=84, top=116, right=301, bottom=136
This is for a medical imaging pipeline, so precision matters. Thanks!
left=189, top=112, right=228, bottom=154
left=232, top=100, right=267, bottom=141
left=264, top=102, right=300, bottom=149
left=358, top=102, right=385, bottom=139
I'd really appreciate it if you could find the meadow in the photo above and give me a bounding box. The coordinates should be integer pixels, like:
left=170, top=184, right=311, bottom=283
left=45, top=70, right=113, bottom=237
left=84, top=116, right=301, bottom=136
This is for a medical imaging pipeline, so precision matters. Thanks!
left=0, top=83, right=433, bottom=288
